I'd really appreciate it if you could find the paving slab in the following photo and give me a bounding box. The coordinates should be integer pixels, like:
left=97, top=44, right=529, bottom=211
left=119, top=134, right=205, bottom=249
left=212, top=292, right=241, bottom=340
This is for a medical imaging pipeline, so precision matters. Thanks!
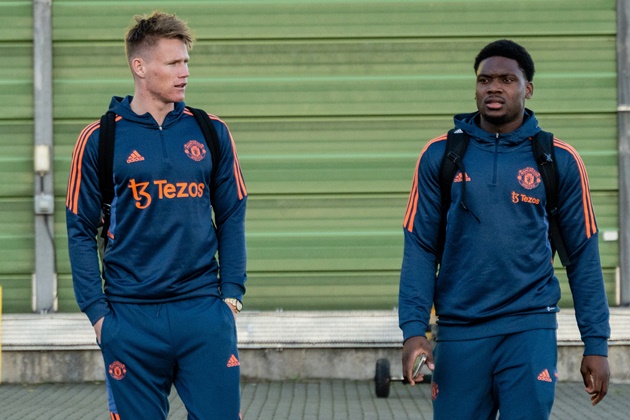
left=0, top=380, right=628, bottom=419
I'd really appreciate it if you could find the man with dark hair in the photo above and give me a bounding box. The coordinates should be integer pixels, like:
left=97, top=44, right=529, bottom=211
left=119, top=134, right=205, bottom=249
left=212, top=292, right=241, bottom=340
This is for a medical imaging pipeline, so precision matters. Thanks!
left=474, top=39, right=536, bottom=82
left=66, top=11, right=247, bottom=419
left=398, top=39, right=610, bottom=419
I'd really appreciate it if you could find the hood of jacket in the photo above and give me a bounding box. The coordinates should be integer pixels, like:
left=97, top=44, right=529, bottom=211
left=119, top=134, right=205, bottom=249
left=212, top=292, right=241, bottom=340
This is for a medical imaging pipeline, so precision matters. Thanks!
left=108, top=95, right=186, bottom=129
left=453, top=108, right=542, bottom=149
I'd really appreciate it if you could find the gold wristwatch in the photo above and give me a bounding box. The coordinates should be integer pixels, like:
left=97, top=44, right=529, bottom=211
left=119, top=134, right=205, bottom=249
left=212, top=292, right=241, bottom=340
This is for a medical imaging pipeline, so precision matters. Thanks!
left=223, top=298, right=243, bottom=313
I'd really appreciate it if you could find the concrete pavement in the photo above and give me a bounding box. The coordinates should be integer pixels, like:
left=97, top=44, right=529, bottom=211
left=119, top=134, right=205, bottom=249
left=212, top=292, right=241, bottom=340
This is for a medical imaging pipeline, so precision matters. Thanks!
left=0, top=380, right=629, bottom=419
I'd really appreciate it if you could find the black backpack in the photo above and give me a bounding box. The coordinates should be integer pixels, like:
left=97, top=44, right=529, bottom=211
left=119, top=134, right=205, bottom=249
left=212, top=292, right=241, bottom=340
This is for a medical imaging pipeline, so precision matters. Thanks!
left=97, top=106, right=220, bottom=253
left=437, top=129, right=571, bottom=267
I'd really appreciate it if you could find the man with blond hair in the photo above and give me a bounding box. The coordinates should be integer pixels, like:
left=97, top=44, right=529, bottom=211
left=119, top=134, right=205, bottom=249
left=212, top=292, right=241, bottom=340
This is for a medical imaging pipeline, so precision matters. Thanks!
left=67, top=11, right=247, bottom=419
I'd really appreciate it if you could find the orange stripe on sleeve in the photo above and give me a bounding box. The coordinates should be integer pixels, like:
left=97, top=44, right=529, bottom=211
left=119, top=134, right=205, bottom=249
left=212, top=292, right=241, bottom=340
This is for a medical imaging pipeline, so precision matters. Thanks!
left=403, top=162, right=420, bottom=231
left=554, top=139, right=597, bottom=238
left=66, top=121, right=99, bottom=214
left=403, top=135, right=446, bottom=232
left=230, top=143, right=247, bottom=199
left=209, top=114, right=248, bottom=200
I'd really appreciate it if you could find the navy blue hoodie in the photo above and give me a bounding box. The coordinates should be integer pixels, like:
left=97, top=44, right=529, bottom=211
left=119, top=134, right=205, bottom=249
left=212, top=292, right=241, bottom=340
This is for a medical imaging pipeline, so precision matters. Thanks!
left=398, top=110, right=609, bottom=356
left=66, top=96, right=247, bottom=324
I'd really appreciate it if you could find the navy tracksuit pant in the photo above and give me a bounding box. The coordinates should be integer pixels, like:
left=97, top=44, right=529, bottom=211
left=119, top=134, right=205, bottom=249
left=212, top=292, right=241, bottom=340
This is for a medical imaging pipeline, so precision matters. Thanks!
left=100, top=296, right=241, bottom=419
left=432, top=329, right=558, bottom=420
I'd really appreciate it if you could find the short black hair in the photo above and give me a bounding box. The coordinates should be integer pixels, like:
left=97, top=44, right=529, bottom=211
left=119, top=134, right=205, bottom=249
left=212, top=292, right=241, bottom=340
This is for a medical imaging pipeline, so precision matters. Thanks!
left=474, top=39, right=535, bottom=82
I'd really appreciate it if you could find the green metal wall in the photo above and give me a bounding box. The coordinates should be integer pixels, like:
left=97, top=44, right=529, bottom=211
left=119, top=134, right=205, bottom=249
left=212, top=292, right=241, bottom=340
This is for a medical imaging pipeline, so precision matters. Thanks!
left=0, top=0, right=619, bottom=312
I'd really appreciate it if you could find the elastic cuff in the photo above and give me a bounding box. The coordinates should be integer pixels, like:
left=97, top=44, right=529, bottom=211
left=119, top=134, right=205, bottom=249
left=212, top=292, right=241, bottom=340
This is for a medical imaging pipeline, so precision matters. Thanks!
left=220, top=282, right=245, bottom=302
left=583, top=337, right=608, bottom=357
left=84, top=300, right=110, bottom=325
left=401, top=320, right=428, bottom=344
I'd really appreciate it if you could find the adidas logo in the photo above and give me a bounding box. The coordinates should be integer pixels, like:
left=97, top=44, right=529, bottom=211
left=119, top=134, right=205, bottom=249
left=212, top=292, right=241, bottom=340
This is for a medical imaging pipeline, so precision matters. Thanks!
left=127, top=150, right=145, bottom=163
left=537, top=369, right=552, bottom=382
left=453, top=172, right=471, bottom=183
left=227, top=354, right=240, bottom=368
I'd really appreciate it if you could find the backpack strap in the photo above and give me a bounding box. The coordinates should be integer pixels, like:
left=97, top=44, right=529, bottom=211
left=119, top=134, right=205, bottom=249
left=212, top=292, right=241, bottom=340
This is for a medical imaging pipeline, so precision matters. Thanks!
left=437, top=129, right=470, bottom=262
left=440, top=129, right=470, bottom=211
left=98, top=111, right=116, bottom=242
left=532, top=131, right=571, bottom=266
left=186, top=106, right=221, bottom=182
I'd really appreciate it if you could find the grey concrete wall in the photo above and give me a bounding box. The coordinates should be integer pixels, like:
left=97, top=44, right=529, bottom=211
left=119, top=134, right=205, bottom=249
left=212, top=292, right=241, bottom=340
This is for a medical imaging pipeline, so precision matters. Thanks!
left=2, top=350, right=104, bottom=383
left=3, top=346, right=629, bottom=384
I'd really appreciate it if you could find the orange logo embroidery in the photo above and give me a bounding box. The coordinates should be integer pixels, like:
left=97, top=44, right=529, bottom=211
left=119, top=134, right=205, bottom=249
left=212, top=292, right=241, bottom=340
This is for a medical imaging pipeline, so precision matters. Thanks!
left=511, top=191, right=540, bottom=205
left=453, top=172, right=471, bottom=183
left=517, top=167, right=541, bottom=190
left=109, top=361, right=127, bottom=380
left=127, top=150, right=145, bottom=163
left=184, top=140, right=206, bottom=162
left=127, top=179, right=205, bottom=209
left=227, top=354, right=240, bottom=368
left=431, top=382, right=439, bottom=400
left=537, top=369, right=552, bottom=382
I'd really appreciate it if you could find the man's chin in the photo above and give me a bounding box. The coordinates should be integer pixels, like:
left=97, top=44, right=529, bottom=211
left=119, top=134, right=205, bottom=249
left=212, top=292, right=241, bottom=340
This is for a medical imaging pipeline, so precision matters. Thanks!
left=481, top=113, right=509, bottom=126
left=170, top=92, right=186, bottom=103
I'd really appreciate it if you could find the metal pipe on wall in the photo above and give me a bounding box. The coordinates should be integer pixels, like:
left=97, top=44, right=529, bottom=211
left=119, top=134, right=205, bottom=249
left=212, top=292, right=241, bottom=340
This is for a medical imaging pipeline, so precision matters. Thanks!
left=33, top=0, right=57, bottom=313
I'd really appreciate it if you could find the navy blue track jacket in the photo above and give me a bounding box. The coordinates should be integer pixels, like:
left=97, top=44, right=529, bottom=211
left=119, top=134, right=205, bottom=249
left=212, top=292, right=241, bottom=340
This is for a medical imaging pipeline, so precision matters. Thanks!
left=66, top=96, right=247, bottom=325
left=398, top=110, right=609, bottom=356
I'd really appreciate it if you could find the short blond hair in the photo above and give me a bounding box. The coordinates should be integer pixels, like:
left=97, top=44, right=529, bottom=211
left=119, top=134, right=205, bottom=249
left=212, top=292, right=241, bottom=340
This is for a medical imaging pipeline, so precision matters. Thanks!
left=125, top=11, right=194, bottom=62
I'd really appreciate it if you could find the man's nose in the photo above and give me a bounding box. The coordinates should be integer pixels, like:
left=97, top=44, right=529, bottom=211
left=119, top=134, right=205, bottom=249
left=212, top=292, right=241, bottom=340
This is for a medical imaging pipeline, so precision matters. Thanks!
left=487, top=78, right=502, bottom=92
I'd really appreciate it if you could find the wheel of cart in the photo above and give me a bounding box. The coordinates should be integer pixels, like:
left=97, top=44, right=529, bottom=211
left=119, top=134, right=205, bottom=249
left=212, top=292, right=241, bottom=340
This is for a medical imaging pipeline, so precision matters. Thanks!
left=374, top=357, right=432, bottom=398
left=375, top=358, right=391, bottom=398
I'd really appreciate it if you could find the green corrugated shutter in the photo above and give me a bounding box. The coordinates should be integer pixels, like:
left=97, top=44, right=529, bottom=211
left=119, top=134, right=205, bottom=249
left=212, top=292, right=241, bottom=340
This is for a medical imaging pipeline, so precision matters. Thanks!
left=0, top=0, right=619, bottom=312
left=0, top=1, right=34, bottom=312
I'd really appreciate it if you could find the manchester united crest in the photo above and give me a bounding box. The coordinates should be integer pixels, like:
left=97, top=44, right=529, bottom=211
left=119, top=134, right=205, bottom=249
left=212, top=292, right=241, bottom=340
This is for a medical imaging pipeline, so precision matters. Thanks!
left=109, top=361, right=127, bottom=380
left=517, top=167, right=541, bottom=190
left=184, top=140, right=207, bottom=162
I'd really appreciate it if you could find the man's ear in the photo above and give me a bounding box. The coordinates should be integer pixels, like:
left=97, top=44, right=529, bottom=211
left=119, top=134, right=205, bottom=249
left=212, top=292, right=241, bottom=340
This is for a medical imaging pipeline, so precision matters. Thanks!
left=130, top=57, right=145, bottom=78
left=525, top=82, right=534, bottom=99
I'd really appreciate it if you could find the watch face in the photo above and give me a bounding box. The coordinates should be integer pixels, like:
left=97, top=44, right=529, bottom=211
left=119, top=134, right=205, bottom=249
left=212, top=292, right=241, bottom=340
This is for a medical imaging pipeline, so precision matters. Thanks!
left=225, top=298, right=242, bottom=311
